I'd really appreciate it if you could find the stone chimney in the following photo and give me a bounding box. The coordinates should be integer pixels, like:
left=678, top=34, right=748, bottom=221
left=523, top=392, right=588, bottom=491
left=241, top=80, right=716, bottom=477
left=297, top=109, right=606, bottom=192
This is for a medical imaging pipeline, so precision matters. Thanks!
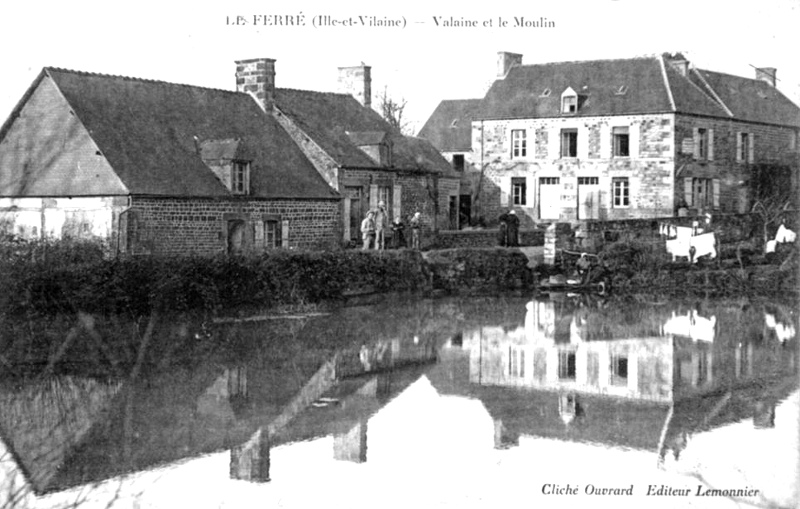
left=235, top=58, right=276, bottom=112
left=497, top=51, right=523, bottom=78
left=755, top=67, right=777, bottom=87
left=664, top=52, right=690, bottom=77
left=338, top=64, right=371, bottom=108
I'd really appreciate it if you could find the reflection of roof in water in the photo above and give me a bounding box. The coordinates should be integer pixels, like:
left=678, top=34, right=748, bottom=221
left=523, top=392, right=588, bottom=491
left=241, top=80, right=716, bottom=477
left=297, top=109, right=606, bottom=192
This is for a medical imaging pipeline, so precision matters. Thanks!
left=0, top=377, right=121, bottom=494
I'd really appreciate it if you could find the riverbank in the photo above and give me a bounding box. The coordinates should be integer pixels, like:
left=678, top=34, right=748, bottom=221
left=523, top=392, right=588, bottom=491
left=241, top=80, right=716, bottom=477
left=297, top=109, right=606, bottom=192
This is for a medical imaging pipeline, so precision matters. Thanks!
left=0, top=238, right=796, bottom=318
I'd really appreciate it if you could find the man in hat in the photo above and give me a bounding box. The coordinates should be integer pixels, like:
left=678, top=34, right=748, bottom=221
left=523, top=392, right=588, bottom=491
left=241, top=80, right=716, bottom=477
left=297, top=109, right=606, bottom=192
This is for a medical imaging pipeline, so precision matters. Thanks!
left=506, top=210, right=520, bottom=247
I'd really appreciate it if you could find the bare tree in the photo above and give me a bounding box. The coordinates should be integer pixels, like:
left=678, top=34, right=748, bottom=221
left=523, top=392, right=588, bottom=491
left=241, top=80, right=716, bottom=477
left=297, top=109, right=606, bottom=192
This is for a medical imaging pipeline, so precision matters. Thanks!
left=376, top=87, right=411, bottom=135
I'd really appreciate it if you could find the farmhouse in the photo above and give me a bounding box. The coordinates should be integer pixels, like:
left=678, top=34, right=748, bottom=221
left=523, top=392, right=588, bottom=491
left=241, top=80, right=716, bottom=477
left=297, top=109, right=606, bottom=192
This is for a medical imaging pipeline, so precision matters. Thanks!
left=419, top=52, right=800, bottom=227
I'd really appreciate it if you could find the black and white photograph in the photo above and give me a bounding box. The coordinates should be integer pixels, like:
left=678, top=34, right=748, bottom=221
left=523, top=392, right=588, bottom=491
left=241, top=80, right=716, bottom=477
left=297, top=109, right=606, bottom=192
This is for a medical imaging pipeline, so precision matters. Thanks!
left=0, top=1, right=798, bottom=508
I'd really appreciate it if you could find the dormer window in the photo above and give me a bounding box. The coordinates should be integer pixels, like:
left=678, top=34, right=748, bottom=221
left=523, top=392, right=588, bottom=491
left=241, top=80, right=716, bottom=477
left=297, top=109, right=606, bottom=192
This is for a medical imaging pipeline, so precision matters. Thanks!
left=232, top=160, right=250, bottom=195
left=561, top=87, right=578, bottom=114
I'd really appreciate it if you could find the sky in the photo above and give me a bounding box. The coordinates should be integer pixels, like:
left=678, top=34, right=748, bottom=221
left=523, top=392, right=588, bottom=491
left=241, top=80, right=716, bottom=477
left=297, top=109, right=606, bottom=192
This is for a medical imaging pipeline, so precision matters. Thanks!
left=1, top=0, right=799, bottom=135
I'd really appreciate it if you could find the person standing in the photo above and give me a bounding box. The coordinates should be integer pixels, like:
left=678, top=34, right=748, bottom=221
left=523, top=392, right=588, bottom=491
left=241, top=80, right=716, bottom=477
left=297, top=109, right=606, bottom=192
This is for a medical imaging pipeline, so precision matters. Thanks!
left=498, top=211, right=509, bottom=247
left=374, top=201, right=388, bottom=250
left=361, top=210, right=376, bottom=250
left=506, top=210, right=520, bottom=247
left=410, top=212, right=422, bottom=250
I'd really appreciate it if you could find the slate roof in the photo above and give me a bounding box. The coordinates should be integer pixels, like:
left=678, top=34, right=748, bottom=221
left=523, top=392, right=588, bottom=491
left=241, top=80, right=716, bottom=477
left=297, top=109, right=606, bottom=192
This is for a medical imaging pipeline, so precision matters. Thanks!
left=429, top=55, right=800, bottom=129
left=418, top=99, right=482, bottom=152
left=1, top=68, right=339, bottom=199
left=274, top=88, right=453, bottom=174
left=476, top=57, right=675, bottom=120
left=692, top=69, right=800, bottom=127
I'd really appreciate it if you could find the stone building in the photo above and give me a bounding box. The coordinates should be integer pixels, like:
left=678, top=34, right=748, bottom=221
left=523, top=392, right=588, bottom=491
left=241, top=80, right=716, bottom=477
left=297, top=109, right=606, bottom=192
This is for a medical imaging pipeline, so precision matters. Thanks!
left=234, top=58, right=459, bottom=243
left=420, top=52, right=800, bottom=227
left=0, top=67, right=341, bottom=255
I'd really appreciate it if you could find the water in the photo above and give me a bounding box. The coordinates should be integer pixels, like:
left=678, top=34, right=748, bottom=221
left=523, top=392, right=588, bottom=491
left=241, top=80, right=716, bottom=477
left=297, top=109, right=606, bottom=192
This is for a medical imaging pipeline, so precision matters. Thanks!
left=0, top=294, right=797, bottom=509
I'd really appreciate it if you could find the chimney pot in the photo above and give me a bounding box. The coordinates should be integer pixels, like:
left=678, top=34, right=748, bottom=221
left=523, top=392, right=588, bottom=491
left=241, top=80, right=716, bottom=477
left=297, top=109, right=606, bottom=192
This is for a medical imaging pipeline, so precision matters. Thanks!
left=497, top=51, right=523, bottom=78
left=235, top=58, right=276, bottom=112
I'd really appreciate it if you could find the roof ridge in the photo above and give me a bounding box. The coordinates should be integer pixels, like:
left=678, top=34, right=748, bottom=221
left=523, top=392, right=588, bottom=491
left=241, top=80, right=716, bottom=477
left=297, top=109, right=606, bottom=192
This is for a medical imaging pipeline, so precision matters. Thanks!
left=515, top=54, right=658, bottom=68
left=44, top=67, right=242, bottom=96
left=689, top=68, right=733, bottom=117
left=276, top=87, right=352, bottom=97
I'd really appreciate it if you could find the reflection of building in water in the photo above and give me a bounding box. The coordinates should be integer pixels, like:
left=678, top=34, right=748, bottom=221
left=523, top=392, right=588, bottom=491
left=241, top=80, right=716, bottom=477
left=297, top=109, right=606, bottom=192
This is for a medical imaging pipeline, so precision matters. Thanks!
left=435, top=296, right=798, bottom=457
left=456, top=298, right=797, bottom=403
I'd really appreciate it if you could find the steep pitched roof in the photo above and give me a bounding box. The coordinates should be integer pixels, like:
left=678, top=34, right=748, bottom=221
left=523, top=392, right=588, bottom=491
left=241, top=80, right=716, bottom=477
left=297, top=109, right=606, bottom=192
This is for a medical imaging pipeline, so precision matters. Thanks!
left=274, top=88, right=453, bottom=174
left=475, top=57, right=675, bottom=120
left=418, top=99, right=482, bottom=152
left=0, top=68, right=338, bottom=199
left=692, top=69, right=800, bottom=127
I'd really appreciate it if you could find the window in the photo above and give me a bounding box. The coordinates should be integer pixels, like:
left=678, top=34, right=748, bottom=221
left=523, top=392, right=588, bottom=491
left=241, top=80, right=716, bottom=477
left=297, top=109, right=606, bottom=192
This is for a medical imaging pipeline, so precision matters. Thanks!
left=452, top=154, right=465, bottom=172
left=562, top=94, right=577, bottom=114
left=232, top=161, right=250, bottom=195
left=265, top=220, right=279, bottom=248
left=610, top=353, right=628, bottom=386
left=737, top=132, right=753, bottom=163
left=612, top=178, right=629, bottom=208
left=578, top=177, right=599, bottom=185
left=612, top=126, right=630, bottom=157
left=378, top=185, right=392, bottom=221
left=508, top=347, right=525, bottom=378
left=558, top=350, right=576, bottom=380
left=694, top=127, right=713, bottom=160
left=561, top=129, right=578, bottom=158
left=511, top=129, right=527, bottom=158
left=692, top=178, right=713, bottom=209
left=511, top=177, right=527, bottom=205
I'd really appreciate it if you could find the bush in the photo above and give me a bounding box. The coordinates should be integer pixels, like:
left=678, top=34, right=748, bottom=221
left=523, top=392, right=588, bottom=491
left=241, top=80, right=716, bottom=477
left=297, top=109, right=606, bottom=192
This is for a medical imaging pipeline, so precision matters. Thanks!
left=0, top=247, right=431, bottom=317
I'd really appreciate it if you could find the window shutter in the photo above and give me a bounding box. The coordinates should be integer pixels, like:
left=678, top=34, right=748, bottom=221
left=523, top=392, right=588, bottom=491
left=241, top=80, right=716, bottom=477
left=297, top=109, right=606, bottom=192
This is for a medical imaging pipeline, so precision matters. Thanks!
left=369, top=184, right=378, bottom=209
left=712, top=179, right=720, bottom=209
left=549, top=128, right=560, bottom=160
left=748, top=134, right=755, bottom=164
left=707, top=129, right=714, bottom=161
left=629, top=122, right=640, bottom=158
left=500, top=176, right=510, bottom=206
left=254, top=221, right=265, bottom=250
left=684, top=178, right=693, bottom=207
left=281, top=219, right=289, bottom=248
left=693, top=128, right=700, bottom=160
left=393, top=184, right=402, bottom=220
left=599, top=124, right=611, bottom=159
left=736, top=133, right=743, bottom=163
left=343, top=198, right=351, bottom=240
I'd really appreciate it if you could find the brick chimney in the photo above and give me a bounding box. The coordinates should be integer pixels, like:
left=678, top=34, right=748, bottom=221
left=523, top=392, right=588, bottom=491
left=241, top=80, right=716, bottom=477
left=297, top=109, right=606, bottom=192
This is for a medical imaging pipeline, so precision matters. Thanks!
left=235, top=58, right=276, bottom=112
left=755, top=67, right=777, bottom=87
left=664, top=52, right=690, bottom=77
left=338, top=64, right=371, bottom=108
left=497, top=51, right=523, bottom=78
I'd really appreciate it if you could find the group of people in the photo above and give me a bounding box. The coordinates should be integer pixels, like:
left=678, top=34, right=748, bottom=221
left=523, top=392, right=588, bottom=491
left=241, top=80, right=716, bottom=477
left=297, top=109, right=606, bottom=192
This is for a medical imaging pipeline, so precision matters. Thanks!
left=361, top=201, right=421, bottom=250
left=498, top=210, right=520, bottom=247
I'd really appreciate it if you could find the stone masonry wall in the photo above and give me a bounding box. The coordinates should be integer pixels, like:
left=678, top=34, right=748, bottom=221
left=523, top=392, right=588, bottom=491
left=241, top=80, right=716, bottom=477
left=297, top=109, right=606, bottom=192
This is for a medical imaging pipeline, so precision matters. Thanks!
left=128, top=197, right=341, bottom=256
left=469, top=114, right=675, bottom=226
left=674, top=114, right=800, bottom=214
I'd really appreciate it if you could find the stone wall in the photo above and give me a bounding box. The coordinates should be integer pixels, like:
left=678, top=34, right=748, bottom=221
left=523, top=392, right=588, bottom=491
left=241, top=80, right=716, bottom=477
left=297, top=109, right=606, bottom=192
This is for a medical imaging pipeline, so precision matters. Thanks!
left=432, top=228, right=545, bottom=249
left=469, top=113, right=675, bottom=226
left=127, top=197, right=341, bottom=256
left=674, top=115, right=800, bottom=214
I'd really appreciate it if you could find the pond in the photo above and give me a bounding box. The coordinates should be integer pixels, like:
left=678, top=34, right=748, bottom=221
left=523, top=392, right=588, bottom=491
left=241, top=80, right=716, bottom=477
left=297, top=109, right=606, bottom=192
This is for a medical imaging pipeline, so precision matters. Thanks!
left=0, top=293, right=797, bottom=509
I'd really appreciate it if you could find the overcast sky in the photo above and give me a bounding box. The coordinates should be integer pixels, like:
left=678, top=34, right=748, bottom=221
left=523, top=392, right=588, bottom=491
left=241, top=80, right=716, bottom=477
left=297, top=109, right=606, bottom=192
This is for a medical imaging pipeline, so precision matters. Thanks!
left=2, top=0, right=799, bottom=135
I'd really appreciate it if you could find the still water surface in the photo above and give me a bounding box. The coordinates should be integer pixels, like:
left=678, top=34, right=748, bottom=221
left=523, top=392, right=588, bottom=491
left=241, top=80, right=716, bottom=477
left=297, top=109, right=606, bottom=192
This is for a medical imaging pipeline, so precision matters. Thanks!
left=1, top=293, right=797, bottom=508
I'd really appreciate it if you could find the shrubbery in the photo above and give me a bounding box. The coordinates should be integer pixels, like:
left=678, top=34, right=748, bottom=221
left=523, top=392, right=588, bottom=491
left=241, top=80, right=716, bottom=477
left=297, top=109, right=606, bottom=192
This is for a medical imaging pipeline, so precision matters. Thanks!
left=0, top=237, right=430, bottom=316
